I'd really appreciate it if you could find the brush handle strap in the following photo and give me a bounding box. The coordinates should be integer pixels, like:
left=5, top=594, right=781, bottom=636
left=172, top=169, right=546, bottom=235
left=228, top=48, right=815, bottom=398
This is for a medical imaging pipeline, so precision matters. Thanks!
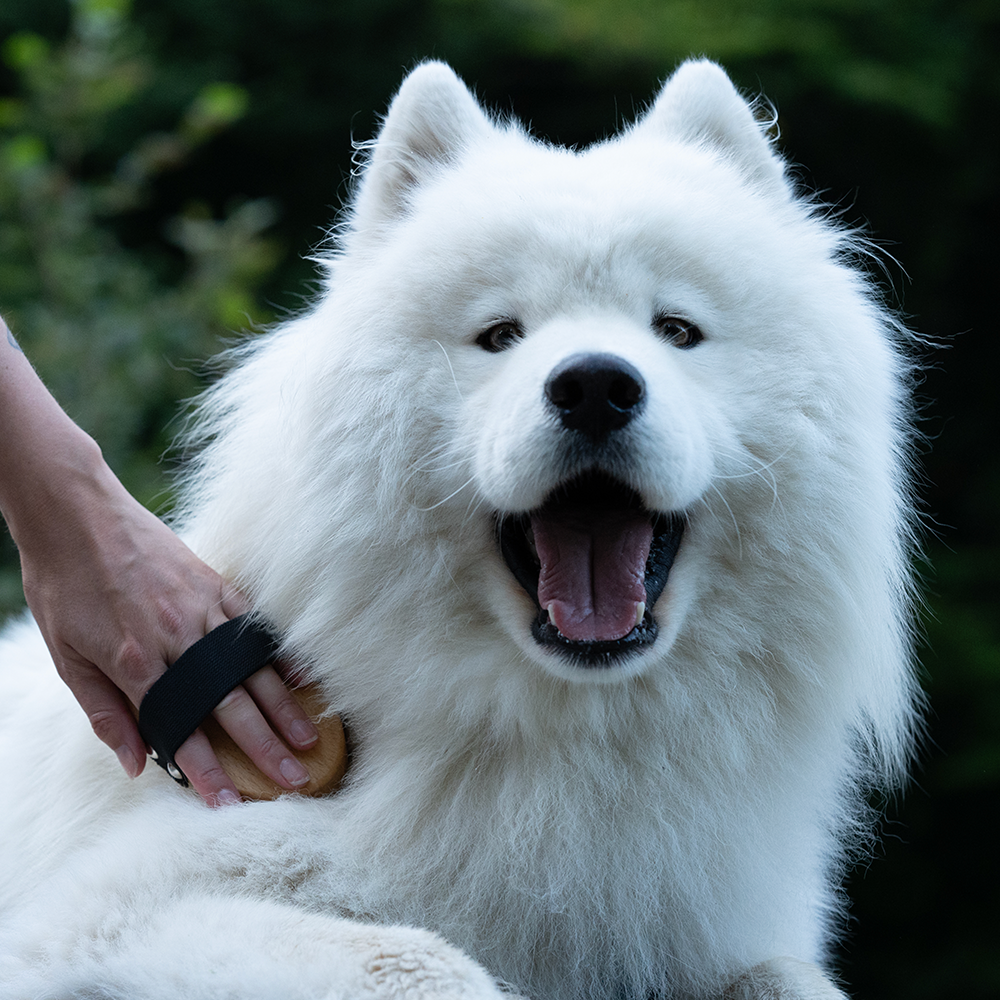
left=137, top=615, right=280, bottom=785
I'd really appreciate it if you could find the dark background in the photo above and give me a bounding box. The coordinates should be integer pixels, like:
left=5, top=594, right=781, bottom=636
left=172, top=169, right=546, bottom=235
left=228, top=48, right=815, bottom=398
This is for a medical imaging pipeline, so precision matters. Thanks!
left=1, top=1, right=997, bottom=996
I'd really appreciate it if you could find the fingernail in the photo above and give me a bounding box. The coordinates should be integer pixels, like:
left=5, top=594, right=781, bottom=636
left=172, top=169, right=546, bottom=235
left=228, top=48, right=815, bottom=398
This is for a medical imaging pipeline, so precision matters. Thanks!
left=216, top=788, right=242, bottom=807
left=280, top=756, right=310, bottom=787
left=115, top=745, right=140, bottom=779
left=289, top=719, right=318, bottom=747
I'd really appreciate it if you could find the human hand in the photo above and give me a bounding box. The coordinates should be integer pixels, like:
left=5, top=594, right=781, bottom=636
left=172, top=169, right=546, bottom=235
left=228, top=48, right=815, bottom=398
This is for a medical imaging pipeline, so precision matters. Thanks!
left=20, top=453, right=320, bottom=806
left=0, top=318, right=317, bottom=805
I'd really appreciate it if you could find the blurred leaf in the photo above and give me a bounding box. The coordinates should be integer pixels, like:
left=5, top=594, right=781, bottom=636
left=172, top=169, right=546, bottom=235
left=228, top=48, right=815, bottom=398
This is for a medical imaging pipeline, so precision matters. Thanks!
left=185, top=81, right=249, bottom=135
left=1, top=31, right=50, bottom=71
left=0, top=0, right=280, bottom=618
left=0, top=97, right=26, bottom=128
left=72, top=0, right=131, bottom=30
left=1, top=132, right=47, bottom=171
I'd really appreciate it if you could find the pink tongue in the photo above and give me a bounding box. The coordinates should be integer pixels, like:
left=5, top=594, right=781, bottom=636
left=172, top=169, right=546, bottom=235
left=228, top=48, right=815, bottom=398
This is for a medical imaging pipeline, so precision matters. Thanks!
left=532, top=508, right=653, bottom=642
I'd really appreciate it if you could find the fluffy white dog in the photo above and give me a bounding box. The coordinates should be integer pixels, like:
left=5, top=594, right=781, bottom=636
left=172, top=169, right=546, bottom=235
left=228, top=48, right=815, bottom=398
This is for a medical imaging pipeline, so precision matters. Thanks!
left=0, top=61, right=920, bottom=1000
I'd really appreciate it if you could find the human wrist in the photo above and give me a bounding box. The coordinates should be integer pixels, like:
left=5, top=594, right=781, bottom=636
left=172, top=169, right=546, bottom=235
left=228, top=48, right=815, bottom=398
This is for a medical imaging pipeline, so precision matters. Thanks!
left=0, top=404, right=111, bottom=554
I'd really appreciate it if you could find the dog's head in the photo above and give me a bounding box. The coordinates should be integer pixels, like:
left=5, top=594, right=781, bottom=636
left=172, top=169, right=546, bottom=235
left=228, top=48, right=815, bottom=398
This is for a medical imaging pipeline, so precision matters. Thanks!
left=310, top=61, right=900, bottom=688
left=191, top=62, right=914, bottom=753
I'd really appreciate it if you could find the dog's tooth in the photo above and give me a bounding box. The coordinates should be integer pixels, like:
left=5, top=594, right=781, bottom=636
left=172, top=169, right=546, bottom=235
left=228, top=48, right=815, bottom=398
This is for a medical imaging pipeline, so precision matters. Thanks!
left=546, top=602, right=556, bottom=622
left=634, top=602, right=645, bottom=628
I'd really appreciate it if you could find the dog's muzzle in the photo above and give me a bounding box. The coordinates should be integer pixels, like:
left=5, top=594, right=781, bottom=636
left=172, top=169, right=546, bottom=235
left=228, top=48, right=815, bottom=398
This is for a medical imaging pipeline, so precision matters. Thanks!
left=494, top=352, right=686, bottom=667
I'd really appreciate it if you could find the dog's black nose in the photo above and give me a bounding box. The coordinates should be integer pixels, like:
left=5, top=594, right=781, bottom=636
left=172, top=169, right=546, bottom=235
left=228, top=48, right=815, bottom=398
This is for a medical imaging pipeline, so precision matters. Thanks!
left=545, top=353, right=645, bottom=441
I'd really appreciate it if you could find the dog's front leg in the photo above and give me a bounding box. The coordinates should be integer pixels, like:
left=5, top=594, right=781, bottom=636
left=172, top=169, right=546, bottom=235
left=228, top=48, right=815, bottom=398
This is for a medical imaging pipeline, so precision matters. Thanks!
left=0, top=895, right=511, bottom=1000
left=723, top=957, right=849, bottom=1000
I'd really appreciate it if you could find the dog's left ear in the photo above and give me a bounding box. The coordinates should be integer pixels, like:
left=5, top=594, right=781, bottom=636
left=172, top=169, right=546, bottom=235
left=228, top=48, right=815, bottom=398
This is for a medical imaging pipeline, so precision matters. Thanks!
left=636, top=60, right=789, bottom=198
left=351, top=62, right=492, bottom=236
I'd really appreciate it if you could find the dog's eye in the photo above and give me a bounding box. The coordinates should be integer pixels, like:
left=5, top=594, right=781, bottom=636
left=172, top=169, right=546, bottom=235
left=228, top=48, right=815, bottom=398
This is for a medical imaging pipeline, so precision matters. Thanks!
left=653, top=316, right=703, bottom=349
left=476, top=321, right=524, bottom=353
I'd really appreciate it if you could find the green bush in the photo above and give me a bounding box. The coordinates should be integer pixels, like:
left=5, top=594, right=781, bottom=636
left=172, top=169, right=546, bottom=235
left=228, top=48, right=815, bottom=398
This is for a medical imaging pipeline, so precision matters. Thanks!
left=0, top=0, right=279, bottom=617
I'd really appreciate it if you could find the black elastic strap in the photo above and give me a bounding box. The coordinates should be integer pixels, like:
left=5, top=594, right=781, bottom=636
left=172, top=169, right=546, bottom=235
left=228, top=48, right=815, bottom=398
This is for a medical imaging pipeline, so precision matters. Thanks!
left=137, top=614, right=280, bottom=785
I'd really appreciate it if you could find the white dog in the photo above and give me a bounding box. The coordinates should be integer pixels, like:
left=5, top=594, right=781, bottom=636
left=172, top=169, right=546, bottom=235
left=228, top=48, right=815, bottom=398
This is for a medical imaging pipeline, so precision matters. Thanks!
left=0, top=61, right=920, bottom=1000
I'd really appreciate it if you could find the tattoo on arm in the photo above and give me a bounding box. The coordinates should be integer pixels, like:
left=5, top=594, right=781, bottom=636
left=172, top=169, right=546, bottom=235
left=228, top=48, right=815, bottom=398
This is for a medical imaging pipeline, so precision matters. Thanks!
left=4, top=322, right=22, bottom=352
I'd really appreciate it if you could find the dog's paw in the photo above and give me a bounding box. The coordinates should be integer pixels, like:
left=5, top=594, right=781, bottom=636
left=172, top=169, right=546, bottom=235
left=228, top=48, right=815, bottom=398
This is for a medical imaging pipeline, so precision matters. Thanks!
left=724, top=957, right=849, bottom=1000
left=342, top=924, right=511, bottom=999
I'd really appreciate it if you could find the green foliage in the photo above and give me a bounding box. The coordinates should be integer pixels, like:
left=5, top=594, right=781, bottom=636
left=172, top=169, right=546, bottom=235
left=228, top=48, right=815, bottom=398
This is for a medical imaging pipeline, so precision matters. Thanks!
left=472, top=0, right=967, bottom=127
left=0, top=0, right=279, bottom=616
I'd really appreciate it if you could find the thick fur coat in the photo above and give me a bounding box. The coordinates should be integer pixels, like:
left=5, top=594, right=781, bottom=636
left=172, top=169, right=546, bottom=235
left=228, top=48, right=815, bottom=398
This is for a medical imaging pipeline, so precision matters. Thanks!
left=0, top=61, right=920, bottom=1000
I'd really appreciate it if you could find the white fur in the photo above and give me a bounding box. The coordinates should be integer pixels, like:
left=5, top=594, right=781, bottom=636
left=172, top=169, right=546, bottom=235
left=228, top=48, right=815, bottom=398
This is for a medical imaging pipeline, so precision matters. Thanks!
left=0, top=61, right=919, bottom=1000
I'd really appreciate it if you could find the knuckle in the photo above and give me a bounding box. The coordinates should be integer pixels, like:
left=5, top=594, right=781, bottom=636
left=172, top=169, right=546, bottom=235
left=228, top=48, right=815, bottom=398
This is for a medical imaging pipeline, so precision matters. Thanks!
left=175, top=741, right=225, bottom=788
left=197, top=762, right=230, bottom=787
left=112, top=637, right=150, bottom=682
left=155, top=600, right=188, bottom=643
left=187, top=760, right=231, bottom=793
left=253, top=734, right=284, bottom=761
left=268, top=692, right=300, bottom=721
left=87, top=708, right=121, bottom=745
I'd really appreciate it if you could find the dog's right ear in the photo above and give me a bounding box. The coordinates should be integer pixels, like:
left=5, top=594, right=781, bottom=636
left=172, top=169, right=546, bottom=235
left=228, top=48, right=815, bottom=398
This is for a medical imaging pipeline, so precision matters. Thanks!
left=350, top=62, right=492, bottom=235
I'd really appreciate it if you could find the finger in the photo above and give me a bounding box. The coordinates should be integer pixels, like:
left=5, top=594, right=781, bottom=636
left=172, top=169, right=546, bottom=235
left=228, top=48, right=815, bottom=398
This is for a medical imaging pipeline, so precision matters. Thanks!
left=218, top=584, right=250, bottom=623
left=243, top=665, right=318, bottom=750
left=211, top=684, right=311, bottom=790
left=173, top=728, right=243, bottom=807
left=272, top=655, right=309, bottom=687
left=201, top=595, right=317, bottom=763
left=56, top=658, right=147, bottom=779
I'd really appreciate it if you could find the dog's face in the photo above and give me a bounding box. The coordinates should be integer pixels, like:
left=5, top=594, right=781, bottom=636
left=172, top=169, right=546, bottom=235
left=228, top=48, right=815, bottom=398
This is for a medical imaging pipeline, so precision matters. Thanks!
left=329, top=64, right=805, bottom=684
left=261, top=62, right=903, bottom=701
left=430, top=213, right=728, bottom=682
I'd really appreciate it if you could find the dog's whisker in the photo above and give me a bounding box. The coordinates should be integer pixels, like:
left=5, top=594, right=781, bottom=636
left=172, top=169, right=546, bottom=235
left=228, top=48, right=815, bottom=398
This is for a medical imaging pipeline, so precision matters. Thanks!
left=404, top=443, right=475, bottom=488
left=412, top=475, right=477, bottom=512
left=712, top=444, right=791, bottom=482
left=432, top=340, right=464, bottom=402
left=710, top=443, right=790, bottom=518
left=703, top=483, right=743, bottom=559
left=461, top=490, right=491, bottom=531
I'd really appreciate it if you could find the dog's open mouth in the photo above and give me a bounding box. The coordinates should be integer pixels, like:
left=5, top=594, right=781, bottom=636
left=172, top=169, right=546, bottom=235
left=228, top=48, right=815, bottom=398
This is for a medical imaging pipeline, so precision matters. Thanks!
left=496, top=472, right=685, bottom=666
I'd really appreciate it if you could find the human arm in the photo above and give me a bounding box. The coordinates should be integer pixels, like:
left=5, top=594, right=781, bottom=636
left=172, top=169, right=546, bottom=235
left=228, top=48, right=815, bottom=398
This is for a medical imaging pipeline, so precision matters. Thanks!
left=0, top=315, right=317, bottom=805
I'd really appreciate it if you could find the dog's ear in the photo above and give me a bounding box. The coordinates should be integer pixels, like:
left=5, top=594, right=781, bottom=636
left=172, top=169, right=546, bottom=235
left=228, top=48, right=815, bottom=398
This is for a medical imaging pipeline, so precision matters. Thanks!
left=636, top=60, right=788, bottom=197
left=351, top=62, right=492, bottom=234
